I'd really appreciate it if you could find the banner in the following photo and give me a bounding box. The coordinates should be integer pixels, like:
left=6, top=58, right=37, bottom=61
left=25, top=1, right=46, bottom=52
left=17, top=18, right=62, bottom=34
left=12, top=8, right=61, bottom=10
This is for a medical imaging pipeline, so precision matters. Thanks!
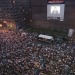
left=68, top=29, right=74, bottom=37
left=48, top=0, right=64, bottom=4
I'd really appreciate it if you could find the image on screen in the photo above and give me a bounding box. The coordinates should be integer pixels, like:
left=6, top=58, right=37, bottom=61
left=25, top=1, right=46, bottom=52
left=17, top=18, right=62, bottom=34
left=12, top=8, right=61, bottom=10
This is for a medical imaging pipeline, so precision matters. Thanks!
left=51, top=6, right=60, bottom=14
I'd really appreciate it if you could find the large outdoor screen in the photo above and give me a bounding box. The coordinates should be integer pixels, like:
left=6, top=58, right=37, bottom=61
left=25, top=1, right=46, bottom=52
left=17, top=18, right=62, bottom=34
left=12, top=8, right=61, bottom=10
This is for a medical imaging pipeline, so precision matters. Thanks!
left=48, top=0, right=64, bottom=3
left=47, top=4, right=65, bottom=21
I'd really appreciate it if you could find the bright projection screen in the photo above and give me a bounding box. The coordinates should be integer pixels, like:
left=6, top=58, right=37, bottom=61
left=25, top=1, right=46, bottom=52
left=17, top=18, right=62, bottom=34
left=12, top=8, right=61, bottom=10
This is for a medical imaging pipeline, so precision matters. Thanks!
left=47, top=4, right=65, bottom=21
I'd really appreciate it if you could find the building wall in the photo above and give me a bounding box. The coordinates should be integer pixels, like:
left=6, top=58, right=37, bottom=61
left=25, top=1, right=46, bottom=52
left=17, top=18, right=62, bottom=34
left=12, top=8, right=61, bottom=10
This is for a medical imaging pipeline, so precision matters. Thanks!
left=11, top=0, right=31, bottom=29
left=31, top=0, right=75, bottom=31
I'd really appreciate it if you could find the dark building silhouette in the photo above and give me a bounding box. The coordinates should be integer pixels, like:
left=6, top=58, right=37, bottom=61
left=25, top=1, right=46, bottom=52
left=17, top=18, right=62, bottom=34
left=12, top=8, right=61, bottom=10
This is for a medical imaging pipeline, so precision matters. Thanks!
left=0, top=0, right=14, bottom=20
left=0, top=0, right=31, bottom=29
left=31, top=0, right=75, bottom=31
left=12, top=0, right=31, bottom=29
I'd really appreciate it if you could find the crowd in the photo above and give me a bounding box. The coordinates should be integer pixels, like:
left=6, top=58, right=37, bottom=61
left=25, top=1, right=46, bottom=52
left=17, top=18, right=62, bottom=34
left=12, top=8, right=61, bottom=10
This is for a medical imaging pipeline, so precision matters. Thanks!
left=0, top=30, right=75, bottom=75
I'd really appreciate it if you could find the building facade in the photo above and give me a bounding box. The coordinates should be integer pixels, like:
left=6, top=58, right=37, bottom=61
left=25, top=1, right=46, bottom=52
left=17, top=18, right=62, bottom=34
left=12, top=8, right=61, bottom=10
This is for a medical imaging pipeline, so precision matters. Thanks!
left=31, top=0, right=75, bottom=31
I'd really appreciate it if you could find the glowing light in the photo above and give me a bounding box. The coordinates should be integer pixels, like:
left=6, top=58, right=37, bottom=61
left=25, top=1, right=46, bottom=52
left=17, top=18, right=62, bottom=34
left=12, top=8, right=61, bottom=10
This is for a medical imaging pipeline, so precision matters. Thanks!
left=0, top=24, right=2, bottom=27
left=13, top=0, right=15, bottom=4
left=51, top=6, right=60, bottom=14
left=3, top=21, right=7, bottom=23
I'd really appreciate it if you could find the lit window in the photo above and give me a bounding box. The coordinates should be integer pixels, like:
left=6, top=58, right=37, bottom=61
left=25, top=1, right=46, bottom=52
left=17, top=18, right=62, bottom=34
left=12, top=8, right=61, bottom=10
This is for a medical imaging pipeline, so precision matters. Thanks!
left=23, top=10, right=24, bottom=12
left=13, top=0, right=15, bottom=4
left=20, top=7, right=22, bottom=9
left=24, top=18, right=25, bottom=20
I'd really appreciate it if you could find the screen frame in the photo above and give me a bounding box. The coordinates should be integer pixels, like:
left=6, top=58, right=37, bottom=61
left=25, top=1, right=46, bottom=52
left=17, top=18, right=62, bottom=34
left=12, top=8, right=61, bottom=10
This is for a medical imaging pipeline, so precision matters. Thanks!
left=47, top=4, right=65, bottom=21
